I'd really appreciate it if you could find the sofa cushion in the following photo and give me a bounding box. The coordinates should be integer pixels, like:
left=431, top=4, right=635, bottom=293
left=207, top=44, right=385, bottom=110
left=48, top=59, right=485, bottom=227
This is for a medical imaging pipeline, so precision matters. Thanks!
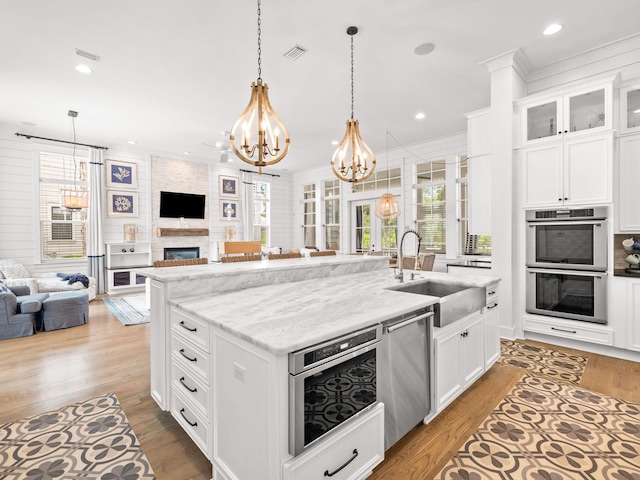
left=0, top=263, right=31, bottom=279
left=17, top=294, right=48, bottom=314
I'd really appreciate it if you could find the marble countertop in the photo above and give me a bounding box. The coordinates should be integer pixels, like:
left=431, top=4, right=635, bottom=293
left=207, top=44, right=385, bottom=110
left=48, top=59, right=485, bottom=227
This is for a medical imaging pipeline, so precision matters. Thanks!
left=170, top=269, right=501, bottom=355
left=136, top=254, right=385, bottom=281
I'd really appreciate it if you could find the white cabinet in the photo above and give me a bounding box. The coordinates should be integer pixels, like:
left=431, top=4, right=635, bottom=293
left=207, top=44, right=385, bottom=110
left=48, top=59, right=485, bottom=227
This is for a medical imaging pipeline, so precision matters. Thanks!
left=484, top=284, right=500, bottom=369
left=465, top=108, right=491, bottom=235
left=617, top=135, right=640, bottom=231
left=433, top=311, right=484, bottom=412
left=105, top=243, right=152, bottom=294
left=620, top=84, right=640, bottom=135
left=518, top=80, right=613, bottom=147
left=612, top=277, right=640, bottom=352
left=283, top=403, right=384, bottom=480
left=522, top=133, right=612, bottom=208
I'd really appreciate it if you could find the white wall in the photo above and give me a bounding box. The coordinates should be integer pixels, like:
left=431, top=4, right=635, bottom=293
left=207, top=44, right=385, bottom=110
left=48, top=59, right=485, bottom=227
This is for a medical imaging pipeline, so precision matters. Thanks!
left=0, top=128, right=295, bottom=273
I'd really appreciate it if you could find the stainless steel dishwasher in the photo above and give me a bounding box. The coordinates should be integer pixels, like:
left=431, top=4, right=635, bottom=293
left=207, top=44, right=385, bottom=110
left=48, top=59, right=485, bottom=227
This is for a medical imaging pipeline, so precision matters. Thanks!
left=378, top=306, right=434, bottom=450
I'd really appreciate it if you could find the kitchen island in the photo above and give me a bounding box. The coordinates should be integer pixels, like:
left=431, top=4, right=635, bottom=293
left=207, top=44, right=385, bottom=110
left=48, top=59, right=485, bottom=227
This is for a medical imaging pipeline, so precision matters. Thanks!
left=138, top=256, right=500, bottom=480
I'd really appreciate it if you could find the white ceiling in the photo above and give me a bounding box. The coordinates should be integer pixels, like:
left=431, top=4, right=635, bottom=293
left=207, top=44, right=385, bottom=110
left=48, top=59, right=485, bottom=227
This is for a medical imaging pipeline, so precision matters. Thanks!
left=2, top=0, right=640, bottom=173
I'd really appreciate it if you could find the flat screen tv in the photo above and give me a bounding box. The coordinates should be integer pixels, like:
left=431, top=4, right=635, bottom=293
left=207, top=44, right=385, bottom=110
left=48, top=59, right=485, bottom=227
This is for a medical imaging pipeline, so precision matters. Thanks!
left=159, top=191, right=206, bottom=219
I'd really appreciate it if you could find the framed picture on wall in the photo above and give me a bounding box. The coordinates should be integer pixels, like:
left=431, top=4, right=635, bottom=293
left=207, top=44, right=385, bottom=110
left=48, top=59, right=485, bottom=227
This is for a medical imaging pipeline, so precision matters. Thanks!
left=220, top=200, right=238, bottom=220
left=107, top=190, right=139, bottom=217
left=219, top=175, right=239, bottom=198
left=106, top=160, right=137, bottom=189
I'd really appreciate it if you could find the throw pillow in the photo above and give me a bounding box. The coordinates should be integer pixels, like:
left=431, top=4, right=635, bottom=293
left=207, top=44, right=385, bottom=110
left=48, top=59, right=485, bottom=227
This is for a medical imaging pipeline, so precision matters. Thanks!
left=0, top=263, right=31, bottom=279
left=0, top=279, right=9, bottom=293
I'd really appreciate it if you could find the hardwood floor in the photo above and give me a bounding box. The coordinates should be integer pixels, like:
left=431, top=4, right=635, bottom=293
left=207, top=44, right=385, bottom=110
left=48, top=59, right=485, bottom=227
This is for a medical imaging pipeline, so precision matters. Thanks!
left=1, top=301, right=638, bottom=480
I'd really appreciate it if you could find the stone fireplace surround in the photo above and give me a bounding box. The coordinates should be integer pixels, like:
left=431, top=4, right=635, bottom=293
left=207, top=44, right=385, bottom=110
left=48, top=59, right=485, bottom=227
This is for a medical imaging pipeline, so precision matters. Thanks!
left=151, top=156, right=210, bottom=262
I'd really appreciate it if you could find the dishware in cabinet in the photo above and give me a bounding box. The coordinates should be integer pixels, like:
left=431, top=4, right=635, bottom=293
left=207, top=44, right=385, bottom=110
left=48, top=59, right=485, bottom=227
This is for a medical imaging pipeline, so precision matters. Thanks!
left=517, top=79, right=614, bottom=147
left=522, top=132, right=612, bottom=208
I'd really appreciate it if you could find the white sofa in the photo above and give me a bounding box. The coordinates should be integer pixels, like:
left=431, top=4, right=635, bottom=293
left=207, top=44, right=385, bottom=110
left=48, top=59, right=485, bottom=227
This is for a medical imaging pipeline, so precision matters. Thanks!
left=0, top=259, right=96, bottom=301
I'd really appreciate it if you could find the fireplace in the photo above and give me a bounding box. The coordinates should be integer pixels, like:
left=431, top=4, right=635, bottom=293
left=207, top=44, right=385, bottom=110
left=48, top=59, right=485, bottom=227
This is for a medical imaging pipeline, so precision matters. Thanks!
left=164, top=247, right=200, bottom=260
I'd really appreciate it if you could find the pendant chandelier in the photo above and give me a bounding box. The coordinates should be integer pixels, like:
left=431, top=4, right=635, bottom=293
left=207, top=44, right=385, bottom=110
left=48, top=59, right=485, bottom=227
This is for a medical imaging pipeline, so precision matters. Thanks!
left=331, top=26, right=376, bottom=184
left=61, top=111, right=88, bottom=211
left=230, top=0, right=290, bottom=175
left=374, top=131, right=400, bottom=219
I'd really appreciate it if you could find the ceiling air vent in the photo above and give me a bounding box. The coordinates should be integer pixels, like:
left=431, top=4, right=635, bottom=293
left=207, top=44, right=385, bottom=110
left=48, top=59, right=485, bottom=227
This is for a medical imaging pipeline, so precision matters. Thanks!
left=75, top=48, right=100, bottom=62
left=283, top=45, right=307, bottom=61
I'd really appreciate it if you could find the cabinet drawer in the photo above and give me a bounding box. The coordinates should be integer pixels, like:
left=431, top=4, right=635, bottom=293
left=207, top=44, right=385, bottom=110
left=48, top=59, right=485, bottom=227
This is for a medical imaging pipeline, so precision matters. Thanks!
left=171, top=389, right=210, bottom=458
left=171, top=356, right=209, bottom=415
left=170, top=306, right=210, bottom=351
left=524, top=317, right=612, bottom=345
left=283, top=403, right=384, bottom=480
left=486, top=284, right=499, bottom=304
left=171, top=332, right=210, bottom=381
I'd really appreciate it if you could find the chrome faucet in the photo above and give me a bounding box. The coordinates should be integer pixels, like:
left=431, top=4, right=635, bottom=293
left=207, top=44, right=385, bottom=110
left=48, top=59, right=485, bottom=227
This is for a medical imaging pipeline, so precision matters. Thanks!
left=396, top=229, right=422, bottom=283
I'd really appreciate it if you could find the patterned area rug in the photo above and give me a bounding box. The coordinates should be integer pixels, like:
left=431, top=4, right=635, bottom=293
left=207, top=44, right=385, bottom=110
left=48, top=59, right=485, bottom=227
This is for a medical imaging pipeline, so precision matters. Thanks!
left=103, top=294, right=150, bottom=326
left=435, top=374, right=640, bottom=480
left=0, top=393, right=155, bottom=479
left=497, top=339, right=587, bottom=385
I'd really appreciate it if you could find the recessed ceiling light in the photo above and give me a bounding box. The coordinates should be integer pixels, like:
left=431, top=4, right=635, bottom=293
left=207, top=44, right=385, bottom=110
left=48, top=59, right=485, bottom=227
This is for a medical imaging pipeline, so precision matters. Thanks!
left=414, top=43, right=435, bottom=56
left=184, top=151, right=190, bottom=155
left=331, top=140, right=339, bottom=146
left=20, top=121, right=37, bottom=126
left=75, top=65, right=92, bottom=74
left=633, top=108, right=640, bottom=114
left=543, top=24, right=563, bottom=35
left=128, top=140, right=137, bottom=145
left=415, top=112, right=426, bottom=120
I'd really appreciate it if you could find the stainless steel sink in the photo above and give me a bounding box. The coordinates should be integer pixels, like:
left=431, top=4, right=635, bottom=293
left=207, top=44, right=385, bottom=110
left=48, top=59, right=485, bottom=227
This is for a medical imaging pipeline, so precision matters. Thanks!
left=388, top=280, right=486, bottom=327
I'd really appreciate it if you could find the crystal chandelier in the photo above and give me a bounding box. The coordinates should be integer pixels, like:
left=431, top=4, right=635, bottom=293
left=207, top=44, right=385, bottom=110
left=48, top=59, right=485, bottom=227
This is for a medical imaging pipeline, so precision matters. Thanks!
left=230, top=0, right=289, bottom=174
left=331, top=26, right=376, bottom=184
left=61, top=111, right=88, bottom=210
left=375, top=131, right=400, bottom=219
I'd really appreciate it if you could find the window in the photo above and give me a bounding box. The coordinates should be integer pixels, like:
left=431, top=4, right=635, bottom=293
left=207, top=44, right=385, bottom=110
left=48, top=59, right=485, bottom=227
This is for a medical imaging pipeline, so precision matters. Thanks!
left=415, top=160, right=446, bottom=253
left=40, top=152, right=87, bottom=260
left=458, top=156, right=492, bottom=255
left=253, top=181, right=270, bottom=245
left=351, top=167, right=401, bottom=193
left=323, top=180, right=340, bottom=250
left=302, top=183, right=316, bottom=248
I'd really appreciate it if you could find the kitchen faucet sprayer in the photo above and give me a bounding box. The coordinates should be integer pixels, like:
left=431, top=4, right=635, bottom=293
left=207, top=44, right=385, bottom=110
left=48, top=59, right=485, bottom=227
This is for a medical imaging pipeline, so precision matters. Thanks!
left=396, top=228, right=422, bottom=283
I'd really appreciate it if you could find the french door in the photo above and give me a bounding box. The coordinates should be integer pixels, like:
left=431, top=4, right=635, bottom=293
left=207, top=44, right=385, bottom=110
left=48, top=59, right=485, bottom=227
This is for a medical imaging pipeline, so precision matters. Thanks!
left=350, top=199, right=398, bottom=254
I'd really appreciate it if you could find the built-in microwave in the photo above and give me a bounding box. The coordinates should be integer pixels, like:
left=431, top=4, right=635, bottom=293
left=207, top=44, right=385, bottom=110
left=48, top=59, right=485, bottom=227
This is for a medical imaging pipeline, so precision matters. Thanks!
left=525, top=207, right=608, bottom=272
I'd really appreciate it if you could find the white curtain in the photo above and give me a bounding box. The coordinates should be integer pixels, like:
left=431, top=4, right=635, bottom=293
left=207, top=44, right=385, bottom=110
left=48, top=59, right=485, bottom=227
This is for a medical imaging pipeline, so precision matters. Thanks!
left=87, top=148, right=105, bottom=294
left=241, top=171, right=254, bottom=241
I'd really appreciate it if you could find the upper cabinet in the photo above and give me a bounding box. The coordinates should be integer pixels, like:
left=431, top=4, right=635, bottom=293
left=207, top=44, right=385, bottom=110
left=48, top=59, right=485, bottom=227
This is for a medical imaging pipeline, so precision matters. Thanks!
left=620, top=84, right=640, bottom=135
left=465, top=108, right=491, bottom=234
left=516, top=75, right=616, bottom=148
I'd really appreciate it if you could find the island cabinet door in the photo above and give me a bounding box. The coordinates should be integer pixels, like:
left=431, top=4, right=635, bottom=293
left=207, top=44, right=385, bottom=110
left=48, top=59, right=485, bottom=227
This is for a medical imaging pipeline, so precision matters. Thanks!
left=433, top=325, right=463, bottom=412
left=283, top=403, right=384, bottom=480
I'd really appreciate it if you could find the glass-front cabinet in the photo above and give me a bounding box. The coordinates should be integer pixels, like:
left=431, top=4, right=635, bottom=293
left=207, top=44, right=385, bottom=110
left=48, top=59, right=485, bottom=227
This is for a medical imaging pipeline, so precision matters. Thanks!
left=518, top=78, right=614, bottom=146
left=620, top=84, right=640, bottom=135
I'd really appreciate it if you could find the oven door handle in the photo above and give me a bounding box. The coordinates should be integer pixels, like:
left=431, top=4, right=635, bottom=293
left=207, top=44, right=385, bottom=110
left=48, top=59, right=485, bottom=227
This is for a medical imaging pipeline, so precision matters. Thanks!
left=385, top=311, right=434, bottom=334
left=291, top=342, right=379, bottom=379
left=527, top=220, right=605, bottom=227
left=527, top=268, right=607, bottom=278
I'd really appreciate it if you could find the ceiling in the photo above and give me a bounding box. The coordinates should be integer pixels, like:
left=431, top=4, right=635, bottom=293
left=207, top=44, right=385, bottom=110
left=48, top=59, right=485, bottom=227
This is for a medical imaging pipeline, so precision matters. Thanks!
left=2, top=0, right=640, bottom=174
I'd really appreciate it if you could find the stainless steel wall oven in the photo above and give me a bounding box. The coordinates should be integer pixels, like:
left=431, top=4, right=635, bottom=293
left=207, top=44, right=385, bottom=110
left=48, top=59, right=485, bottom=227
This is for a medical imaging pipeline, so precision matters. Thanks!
left=288, top=325, right=381, bottom=457
left=526, top=207, right=608, bottom=324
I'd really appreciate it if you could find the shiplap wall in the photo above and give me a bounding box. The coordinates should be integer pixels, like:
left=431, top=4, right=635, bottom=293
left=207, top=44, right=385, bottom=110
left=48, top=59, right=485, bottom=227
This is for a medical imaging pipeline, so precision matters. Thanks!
left=0, top=127, right=296, bottom=271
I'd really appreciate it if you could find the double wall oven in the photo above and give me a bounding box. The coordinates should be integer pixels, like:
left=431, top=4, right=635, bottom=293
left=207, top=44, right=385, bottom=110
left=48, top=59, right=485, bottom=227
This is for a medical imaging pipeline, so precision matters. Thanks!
left=525, top=207, right=608, bottom=324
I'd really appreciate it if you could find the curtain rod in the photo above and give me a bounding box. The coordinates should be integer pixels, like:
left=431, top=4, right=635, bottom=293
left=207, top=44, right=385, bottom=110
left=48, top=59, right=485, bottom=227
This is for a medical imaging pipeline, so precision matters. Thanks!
left=15, top=132, right=109, bottom=150
left=239, top=168, right=280, bottom=178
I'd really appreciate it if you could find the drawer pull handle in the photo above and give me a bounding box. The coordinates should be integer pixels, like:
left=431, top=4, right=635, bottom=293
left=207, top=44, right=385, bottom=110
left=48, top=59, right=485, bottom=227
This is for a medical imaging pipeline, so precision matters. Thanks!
left=179, top=348, right=197, bottom=362
left=179, top=376, right=198, bottom=393
left=488, top=290, right=496, bottom=295
left=551, top=327, right=577, bottom=334
left=179, top=321, right=197, bottom=332
left=179, top=408, right=198, bottom=427
left=324, top=449, right=358, bottom=477
left=487, top=303, right=499, bottom=309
